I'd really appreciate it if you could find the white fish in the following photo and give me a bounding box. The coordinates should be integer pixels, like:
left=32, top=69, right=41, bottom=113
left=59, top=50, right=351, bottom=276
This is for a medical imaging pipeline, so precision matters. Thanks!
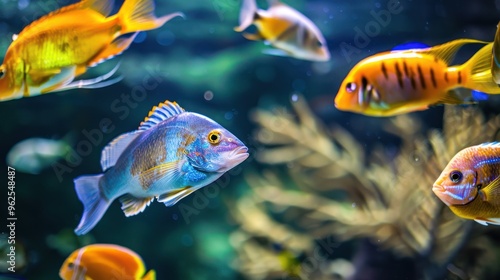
left=234, top=0, right=330, bottom=61
left=6, top=137, right=71, bottom=174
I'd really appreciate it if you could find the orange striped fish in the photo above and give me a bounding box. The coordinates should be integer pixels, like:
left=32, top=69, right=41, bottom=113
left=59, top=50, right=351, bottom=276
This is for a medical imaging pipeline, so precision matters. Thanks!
left=334, top=39, right=500, bottom=117
left=0, top=0, right=183, bottom=102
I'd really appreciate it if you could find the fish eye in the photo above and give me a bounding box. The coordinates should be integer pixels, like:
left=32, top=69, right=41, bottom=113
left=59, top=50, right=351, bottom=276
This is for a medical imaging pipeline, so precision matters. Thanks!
left=346, top=82, right=357, bottom=93
left=316, top=40, right=323, bottom=47
left=449, top=170, right=463, bottom=183
left=208, top=130, right=221, bottom=145
left=68, top=262, right=75, bottom=269
left=0, top=66, right=5, bottom=79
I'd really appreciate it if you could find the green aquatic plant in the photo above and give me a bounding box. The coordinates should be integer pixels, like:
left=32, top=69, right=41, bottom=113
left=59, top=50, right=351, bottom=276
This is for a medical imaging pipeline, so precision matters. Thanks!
left=230, top=95, right=500, bottom=279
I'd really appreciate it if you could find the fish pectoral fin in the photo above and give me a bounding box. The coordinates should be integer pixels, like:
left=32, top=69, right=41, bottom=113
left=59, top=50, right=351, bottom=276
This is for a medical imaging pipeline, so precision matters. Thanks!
left=243, top=32, right=265, bottom=41
left=262, top=48, right=291, bottom=57
left=434, top=90, right=472, bottom=105
left=28, top=68, right=66, bottom=85
left=480, top=174, right=500, bottom=201
left=88, top=33, right=139, bottom=67
left=157, top=186, right=195, bottom=207
left=100, top=130, right=143, bottom=172
left=119, top=194, right=154, bottom=217
left=474, top=219, right=489, bottom=226
left=139, top=161, right=183, bottom=190
left=139, top=101, right=185, bottom=131
left=47, top=63, right=122, bottom=93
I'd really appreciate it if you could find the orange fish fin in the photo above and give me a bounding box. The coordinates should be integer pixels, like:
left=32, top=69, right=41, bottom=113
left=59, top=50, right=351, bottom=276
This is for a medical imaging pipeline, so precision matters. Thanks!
left=157, top=186, right=195, bottom=207
left=415, top=39, right=488, bottom=65
left=243, top=32, right=265, bottom=41
left=139, top=101, right=185, bottom=131
left=142, top=269, right=156, bottom=280
left=83, top=0, right=114, bottom=17
left=118, top=0, right=184, bottom=33
left=461, top=43, right=500, bottom=94
left=119, top=194, right=154, bottom=217
left=28, top=68, right=64, bottom=85
left=88, top=33, right=139, bottom=67
left=431, top=90, right=470, bottom=106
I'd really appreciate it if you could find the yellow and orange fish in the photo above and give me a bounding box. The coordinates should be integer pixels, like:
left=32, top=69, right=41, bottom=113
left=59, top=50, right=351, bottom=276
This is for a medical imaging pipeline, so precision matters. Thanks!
left=59, top=243, right=155, bottom=280
left=492, top=21, right=500, bottom=83
left=0, top=0, right=183, bottom=102
left=234, top=0, right=330, bottom=61
left=334, top=39, right=500, bottom=117
left=433, top=143, right=500, bottom=226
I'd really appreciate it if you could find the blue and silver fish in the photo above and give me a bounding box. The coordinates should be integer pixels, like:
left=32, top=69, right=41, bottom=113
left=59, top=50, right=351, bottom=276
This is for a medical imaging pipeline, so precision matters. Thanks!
left=74, top=100, right=249, bottom=235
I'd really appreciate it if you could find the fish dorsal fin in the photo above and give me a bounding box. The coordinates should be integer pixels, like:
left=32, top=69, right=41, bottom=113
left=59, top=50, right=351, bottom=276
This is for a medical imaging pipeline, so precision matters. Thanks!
left=138, top=101, right=185, bottom=131
left=18, top=0, right=114, bottom=38
left=100, top=130, right=142, bottom=171
left=479, top=142, right=500, bottom=147
left=413, top=39, right=488, bottom=65
left=157, top=186, right=195, bottom=207
left=267, top=0, right=284, bottom=7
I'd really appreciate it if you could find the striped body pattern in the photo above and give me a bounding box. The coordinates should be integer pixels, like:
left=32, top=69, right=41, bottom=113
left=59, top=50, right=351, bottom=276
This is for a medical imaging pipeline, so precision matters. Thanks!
left=433, top=143, right=500, bottom=225
left=73, top=101, right=249, bottom=235
left=335, top=39, right=500, bottom=116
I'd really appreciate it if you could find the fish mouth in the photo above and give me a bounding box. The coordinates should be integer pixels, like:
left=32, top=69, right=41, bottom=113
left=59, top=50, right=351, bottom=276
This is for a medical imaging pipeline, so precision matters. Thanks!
left=432, top=183, right=450, bottom=206
left=219, top=146, right=249, bottom=172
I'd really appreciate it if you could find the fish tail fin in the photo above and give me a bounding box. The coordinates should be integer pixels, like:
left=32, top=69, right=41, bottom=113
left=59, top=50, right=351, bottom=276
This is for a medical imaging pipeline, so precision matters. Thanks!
left=234, top=0, right=258, bottom=32
left=142, top=269, right=156, bottom=280
left=118, top=0, right=184, bottom=33
left=74, top=174, right=110, bottom=235
left=462, top=42, right=500, bottom=94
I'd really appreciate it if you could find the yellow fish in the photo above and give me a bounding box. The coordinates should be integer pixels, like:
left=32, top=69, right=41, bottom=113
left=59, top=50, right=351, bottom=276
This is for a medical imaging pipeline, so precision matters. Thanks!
left=0, top=0, right=183, bottom=102
left=59, top=244, right=155, bottom=280
left=234, top=0, right=330, bottom=61
left=492, top=21, right=500, bottom=84
left=334, top=39, right=500, bottom=117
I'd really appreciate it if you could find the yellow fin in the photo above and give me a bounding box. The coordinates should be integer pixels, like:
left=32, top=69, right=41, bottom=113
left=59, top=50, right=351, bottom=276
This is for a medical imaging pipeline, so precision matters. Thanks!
left=142, top=269, right=156, bottom=280
left=493, top=22, right=500, bottom=84
left=139, top=100, right=185, bottom=131
left=119, top=194, right=154, bottom=216
left=462, top=43, right=500, bottom=94
left=416, top=38, right=488, bottom=65
left=118, top=0, right=184, bottom=33
left=157, top=186, right=195, bottom=206
left=480, top=174, right=500, bottom=202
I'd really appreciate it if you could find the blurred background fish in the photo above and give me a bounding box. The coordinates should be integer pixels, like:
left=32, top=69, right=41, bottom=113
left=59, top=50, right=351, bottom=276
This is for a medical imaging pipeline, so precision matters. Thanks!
left=0, top=0, right=183, bottom=102
left=433, top=142, right=500, bottom=225
left=6, top=136, right=72, bottom=175
left=334, top=39, right=499, bottom=116
left=59, top=243, right=155, bottom=280
left=74, top=100, right=249, bottom=235
left=234, top=0, right=330, bottom=61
